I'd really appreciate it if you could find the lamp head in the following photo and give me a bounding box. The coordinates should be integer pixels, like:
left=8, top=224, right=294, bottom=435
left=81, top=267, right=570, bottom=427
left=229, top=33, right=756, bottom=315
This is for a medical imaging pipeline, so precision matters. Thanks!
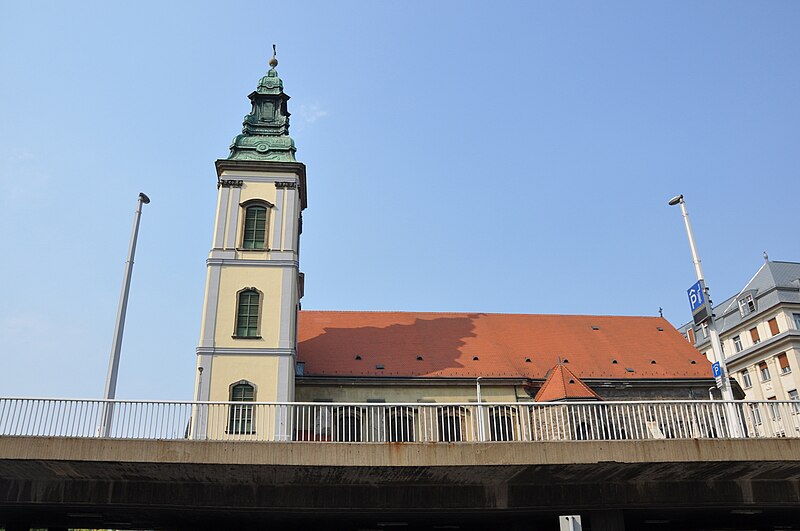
left=668, top=194, right=683, bottom=206
left=138, top=192, right=151, bottom=205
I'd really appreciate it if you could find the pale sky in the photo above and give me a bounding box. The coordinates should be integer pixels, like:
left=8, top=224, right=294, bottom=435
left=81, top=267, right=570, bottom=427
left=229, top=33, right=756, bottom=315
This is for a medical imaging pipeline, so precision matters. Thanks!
left=1, top=1, right=798, bottom=400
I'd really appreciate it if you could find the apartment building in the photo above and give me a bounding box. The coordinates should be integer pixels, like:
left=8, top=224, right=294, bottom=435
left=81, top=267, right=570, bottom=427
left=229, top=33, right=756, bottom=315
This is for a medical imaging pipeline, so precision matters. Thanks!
left=679, top=260, right=800, bottom=408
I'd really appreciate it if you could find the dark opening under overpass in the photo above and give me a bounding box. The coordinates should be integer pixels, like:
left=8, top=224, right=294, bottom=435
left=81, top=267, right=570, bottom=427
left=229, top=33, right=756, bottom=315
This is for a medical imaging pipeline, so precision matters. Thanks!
left=1, top=436, right=800, bottom=530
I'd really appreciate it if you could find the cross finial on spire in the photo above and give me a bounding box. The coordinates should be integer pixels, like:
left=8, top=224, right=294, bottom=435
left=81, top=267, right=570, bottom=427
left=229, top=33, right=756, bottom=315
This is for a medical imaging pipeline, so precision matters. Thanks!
left=269, top=44, right=278, bottom=70
left=659, top=307, right=663, bottom=317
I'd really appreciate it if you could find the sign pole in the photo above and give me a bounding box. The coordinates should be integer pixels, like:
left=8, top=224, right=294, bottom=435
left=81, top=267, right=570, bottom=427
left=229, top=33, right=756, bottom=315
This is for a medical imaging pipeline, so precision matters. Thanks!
left=670, top=195, right=741, bottom=437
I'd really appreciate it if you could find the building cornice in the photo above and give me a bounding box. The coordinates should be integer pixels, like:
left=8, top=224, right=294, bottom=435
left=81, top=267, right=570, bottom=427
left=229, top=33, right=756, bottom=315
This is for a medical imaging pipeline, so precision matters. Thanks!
left=724, top=330, right=800, bottom=366
left=215, top=159, right=307, bottom=209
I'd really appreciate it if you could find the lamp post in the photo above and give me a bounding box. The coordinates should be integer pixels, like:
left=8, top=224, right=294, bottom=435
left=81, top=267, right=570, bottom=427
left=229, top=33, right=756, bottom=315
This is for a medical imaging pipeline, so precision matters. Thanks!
left=669, top=194, right=741, bottom=438
left=668, top=194, right=734, bottom=402
left=100, top=192, right=150, bottom=437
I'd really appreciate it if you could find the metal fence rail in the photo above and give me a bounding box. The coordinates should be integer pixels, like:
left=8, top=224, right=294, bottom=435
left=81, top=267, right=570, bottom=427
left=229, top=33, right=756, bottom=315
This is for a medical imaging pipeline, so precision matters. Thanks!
left=1, top=398, right=799, bottom=442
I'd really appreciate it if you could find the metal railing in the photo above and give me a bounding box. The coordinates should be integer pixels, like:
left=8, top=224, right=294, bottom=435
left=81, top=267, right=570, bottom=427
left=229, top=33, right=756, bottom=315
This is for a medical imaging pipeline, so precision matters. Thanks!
left=1, top=398, right=799, bottom=442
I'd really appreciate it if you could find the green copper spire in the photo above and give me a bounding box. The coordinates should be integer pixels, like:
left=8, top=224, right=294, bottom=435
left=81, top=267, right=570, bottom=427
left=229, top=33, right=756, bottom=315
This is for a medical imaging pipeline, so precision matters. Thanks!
left=228, top=45, right=297, bottom=162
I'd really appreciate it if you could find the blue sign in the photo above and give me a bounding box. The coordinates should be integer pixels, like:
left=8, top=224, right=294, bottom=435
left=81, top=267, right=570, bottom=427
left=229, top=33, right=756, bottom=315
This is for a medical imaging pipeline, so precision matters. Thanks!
left=687, top=281, right=706, bottom=313
left=712, top=361, right=722, bottom=378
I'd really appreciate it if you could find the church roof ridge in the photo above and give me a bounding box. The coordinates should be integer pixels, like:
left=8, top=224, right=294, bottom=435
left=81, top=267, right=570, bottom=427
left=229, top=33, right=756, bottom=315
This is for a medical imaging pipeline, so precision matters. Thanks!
left=300, top=309, right=668, bottom=320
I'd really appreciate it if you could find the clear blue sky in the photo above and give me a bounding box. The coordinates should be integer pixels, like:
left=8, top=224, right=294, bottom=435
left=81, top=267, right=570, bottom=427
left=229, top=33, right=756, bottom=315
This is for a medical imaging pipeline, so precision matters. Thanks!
left=1, top=1, right=798, bottom=400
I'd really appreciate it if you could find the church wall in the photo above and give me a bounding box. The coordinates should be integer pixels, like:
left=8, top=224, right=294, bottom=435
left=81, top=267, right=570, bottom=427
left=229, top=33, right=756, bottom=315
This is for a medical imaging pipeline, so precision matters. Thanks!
left=213, top=266, right=285, bottom=348
left=207, top=355, right=282, bottom=402
left=295, top=382, right=524, bottom=403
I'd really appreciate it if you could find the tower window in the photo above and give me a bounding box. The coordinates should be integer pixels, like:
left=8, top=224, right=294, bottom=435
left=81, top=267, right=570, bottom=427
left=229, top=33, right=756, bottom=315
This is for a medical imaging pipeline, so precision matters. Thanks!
left=228, top=382, right=255, bottom=435
left=242, top=205, right=268, bottom=249
left=235, top=289, right=261, bottom=338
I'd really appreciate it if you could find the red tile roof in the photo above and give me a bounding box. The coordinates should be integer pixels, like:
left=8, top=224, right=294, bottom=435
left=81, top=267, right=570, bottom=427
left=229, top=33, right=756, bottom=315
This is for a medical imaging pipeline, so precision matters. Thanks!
left=534, top=364, right=600, bottom=402
left=297, top=311, right=711, bottom=380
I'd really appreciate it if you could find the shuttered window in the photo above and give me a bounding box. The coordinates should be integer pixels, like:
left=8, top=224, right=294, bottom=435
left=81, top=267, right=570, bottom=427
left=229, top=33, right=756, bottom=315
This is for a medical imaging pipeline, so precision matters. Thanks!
left=768, top=318, right=780, bottom=336
left=235, top=289, right=260, bottom=337
left=750, top=327, right=760, bottom=344
left=778, top=353, right=791, bottom=374
left=228, top=383, right=255, bottom=434
left=242, top=205, right=268, bottom=249
left=759, top=362, right=771, bottom=382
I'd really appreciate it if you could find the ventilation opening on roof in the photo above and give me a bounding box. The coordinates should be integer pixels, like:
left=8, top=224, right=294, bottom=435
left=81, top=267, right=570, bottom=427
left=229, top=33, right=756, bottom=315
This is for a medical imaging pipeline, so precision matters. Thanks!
left=591, top=326, right=600, bottom=331
left=525, top=358, right=531, bottom=363
left=690, top=360, right=697, bottom=364
left=416, top=356, right=423, bottom=361
left=375, top=364, right=384, bottom=370
left=354, top=355, right=362, bottom=360
left=568, top=379, right=575, bottom=384
left=650, top=360, right=657, bottom=364
left=472, top=356, right=479, bottom=361
left=625, top=367, right=635, bottom=372
left=611, top=359, right=618, bottom=364
left=562, top=358, right=569, bottom=363
left=657, top=327, right=665, bottom=331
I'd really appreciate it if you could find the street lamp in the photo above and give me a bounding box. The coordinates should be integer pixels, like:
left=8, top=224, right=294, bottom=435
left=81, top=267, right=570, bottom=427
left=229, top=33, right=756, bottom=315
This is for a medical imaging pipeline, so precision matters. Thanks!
left=668, top=194, right=735, bottom=402
left=100, top=192, right=150, bottom=437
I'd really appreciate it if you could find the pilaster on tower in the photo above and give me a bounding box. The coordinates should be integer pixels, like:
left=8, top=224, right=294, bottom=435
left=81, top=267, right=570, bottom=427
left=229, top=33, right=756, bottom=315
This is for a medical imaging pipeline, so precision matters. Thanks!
left=194, top=49, right=306, bottom=437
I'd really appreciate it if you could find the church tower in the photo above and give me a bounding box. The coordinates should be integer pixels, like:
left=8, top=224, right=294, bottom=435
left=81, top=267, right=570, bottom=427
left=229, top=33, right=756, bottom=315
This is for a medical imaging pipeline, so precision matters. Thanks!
left=194, top=49, right=306, bottom=433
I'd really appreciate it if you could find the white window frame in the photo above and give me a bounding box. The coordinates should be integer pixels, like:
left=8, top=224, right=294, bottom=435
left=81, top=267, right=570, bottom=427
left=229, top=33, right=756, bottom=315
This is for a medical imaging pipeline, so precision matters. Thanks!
left=741, top=370, right=752, bottom=389
left=733, top=335, right=743, bottom=353
left=738, top=294, right=756, bottom=317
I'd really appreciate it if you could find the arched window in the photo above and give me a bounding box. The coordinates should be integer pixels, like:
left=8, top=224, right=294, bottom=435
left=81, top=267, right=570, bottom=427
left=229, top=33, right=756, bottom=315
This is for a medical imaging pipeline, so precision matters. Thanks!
left=235, top=289, right=261, bottom=338
left=242, top=204, right=269, bottom=249
left=334, top=406, right=363, bottom=442
left=437, top=406, right=464, bottom=442
left=489, top=406, right=516, bottom=442
left=228, top=382, right=255, bottom=435
left=385, top=406, right=416, bottom=442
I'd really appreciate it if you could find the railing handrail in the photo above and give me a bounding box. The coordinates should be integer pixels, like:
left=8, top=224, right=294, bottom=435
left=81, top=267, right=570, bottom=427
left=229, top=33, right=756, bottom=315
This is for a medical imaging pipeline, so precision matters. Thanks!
left=2, top=397, right=798, bottom=443
left=0, top=397, right=795, bottom=406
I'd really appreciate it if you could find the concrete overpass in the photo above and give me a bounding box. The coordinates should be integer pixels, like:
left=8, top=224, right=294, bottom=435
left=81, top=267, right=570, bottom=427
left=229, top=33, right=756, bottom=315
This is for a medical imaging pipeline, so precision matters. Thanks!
left=2, top=436, right=800, bottom=530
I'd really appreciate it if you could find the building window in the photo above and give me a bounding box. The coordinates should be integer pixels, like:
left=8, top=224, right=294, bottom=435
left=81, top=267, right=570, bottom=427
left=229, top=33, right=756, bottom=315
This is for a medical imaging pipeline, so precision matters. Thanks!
left=793, top=313, right=800, bottom=330
left=749, top=403, right=762, bottom=426
left=750, top=327, right=760, bottom=344
left=759, top=361, right=771, bottom=382
left=242, top=205, right=269, bottom=249
left=228, top=382, right=255, bottom=434
left=235, top=289, right=261, bottom=338
left=741, top=370, right=752, bottom=389
left=789, top=390, right=800, bottom=413
left=385, top=406, right=416, bottom=442
left=733, top=335, right=743, bottom=353
left=437, top=406, right=464, bottom=442
left=738, top=294, right=756, bottom=317
left=335, top=406, right=363, bottom=442
left=687, top=328, right=695, bottom=344
left=768, top=317, right=780, bottom=336
left=489, top=406, right=516, bottom=442
left=778, top=352, right=791, bottom=375
left=768, top=398, right=781, bottom=421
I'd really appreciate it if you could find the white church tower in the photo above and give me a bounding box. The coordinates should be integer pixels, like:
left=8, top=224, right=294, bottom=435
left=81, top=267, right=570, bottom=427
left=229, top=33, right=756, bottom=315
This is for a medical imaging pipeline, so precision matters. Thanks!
left=193, top=49, right=306, bottom=438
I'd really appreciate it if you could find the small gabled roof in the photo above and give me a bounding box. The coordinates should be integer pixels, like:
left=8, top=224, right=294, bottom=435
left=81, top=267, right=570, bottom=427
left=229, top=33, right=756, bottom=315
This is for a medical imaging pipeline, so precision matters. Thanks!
left=534, top=364, right=600, bottom=402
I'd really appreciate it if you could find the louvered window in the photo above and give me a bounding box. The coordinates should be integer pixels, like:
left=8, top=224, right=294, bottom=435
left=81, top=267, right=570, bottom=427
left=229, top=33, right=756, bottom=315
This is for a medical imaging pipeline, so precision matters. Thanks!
left=242, top=205, right=268, bottom=249
left=235, top=289, right=260, bottom=337
left=778, top=353, right=791, bottom=374
left=768, top=318, right=780, bottom=336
